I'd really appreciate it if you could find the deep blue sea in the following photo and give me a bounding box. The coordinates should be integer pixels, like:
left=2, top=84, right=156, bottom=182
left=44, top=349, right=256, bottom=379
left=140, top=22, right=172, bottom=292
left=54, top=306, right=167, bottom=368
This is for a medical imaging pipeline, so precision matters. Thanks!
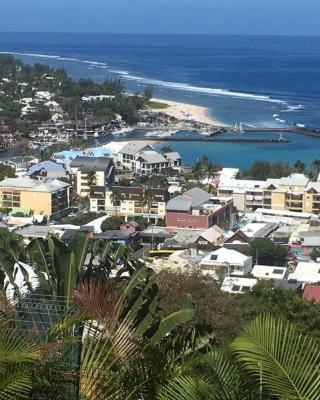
left=0, top=32, right=320, bottom=168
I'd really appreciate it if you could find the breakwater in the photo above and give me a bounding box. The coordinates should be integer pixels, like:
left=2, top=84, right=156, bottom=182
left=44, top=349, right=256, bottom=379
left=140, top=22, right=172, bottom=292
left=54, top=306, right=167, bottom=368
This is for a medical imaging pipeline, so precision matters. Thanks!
left=118, top=136, right=290, bottom=143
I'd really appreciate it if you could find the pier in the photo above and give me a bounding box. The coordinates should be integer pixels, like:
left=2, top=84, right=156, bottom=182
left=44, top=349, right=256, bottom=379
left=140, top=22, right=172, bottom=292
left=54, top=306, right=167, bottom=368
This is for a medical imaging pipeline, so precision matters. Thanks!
left=119, top=136, right=290, bottom=143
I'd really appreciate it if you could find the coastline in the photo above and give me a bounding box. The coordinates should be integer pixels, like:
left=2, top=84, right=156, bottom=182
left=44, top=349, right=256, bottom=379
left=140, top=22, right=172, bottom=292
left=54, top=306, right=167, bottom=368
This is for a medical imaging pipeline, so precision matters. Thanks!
left=150, top=98, right=225, bottom=127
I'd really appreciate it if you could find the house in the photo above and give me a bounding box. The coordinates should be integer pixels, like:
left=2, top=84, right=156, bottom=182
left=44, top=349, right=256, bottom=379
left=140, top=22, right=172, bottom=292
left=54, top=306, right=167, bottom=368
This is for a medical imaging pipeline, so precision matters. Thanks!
left=299, top=231, right=320, bottom=249
left=93, top=230, right=138, bottom=246
left=251, top=265, right=288, bottom=280
left=0, top=156, right=37, bottom=177
left=223, top=229, right=251, bottom=245
left=117, top=143, right=181, bottom=174
left=69, top=156, right=114, bottom=197
left=26, top=161, right=66, bottom=179
left=288, top=261, right=320, bottom=284
left=0, top=177, right=71, bottom=220
left=221, top=277, right=258, bottom=294
left=199, top=247, right=252, bottom=279
left=90, top=186, right=169, bottom=223
left=196, top=225, right=225, bottom=246
left=120, top=220, right=139, bottom=233
left=303, top=284, right=320, bottom=303
left=166, top=188, right=233, bottom=229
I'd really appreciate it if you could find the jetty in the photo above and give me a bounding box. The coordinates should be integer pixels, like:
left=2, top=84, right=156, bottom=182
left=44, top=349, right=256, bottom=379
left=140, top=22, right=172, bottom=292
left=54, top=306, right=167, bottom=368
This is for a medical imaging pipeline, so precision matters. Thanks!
left=118, top=136, right=290, bottom=143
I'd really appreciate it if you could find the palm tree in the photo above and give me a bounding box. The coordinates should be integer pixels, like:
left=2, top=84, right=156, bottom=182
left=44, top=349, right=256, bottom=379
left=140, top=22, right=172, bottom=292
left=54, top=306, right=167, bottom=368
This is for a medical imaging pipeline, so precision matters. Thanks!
left=293, top=159, right=306, bottom=174
left=161, top=144, right=172, bottom=154
left=191, top=161, right=204, bottom=184
left=110, top=190, right=123, bottom=216
left=141, top=187, right=155, bottom=222
left=86, top=171, right=97, bottom=188
left=310, top=159, right=320, bottom=180
left=0, top=241, right=195, bottom=400
left=158, top=314, right=320, bottom=400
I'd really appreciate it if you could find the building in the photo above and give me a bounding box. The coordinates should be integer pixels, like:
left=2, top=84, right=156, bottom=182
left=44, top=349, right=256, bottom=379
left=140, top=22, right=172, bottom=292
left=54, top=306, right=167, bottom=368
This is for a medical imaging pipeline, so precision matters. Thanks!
left=117, top=143, right=181, bottom=174
left=303, top=284, right=320, bottom=303
left=288, top=261, right=320, bottom=284
left=251, top=265, right=288, bottom=280
left=0, top=156, right=37, bottom=177
left=195, top=225, right=225, bottom=246
left=90, top=185, right=169, bottom=223
left=218, top=173, right=320, bottom=215
left=218, top=179, right=265, bottom=211
left=69, top=156, right=114, bottom=197
left=0, top=177, right=71, bottom=219
left=199, top=247, right=252, bottom=279
left=26, top=161, right=66, bottom=179
left=221, top=277, right=258, bottom=294
left=166, top=187, right=233, bottom=229
left=120, top=220, right=139, bottom=233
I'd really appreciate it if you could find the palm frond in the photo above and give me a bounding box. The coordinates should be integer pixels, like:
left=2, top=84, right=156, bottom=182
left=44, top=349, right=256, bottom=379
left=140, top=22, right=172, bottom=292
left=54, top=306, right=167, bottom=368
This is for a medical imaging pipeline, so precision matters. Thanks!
left=230, top=314, right=320, bottom=400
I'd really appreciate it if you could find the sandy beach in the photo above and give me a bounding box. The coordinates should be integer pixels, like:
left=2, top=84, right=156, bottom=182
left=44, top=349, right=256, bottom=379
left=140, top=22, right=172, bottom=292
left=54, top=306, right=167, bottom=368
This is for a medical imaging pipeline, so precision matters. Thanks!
left=151, top=98, right=224, bottom=127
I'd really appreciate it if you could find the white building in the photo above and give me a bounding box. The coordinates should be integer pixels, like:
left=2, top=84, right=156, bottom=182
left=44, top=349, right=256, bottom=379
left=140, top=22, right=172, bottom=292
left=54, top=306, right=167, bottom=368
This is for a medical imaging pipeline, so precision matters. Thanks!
left=251, top=265, right=288, bottom=280
left=288, top=261, right=320, bottom=284
left=117, top=143, right=181, bottom=174
left=200, top=247, right=252, bottom=279
left=221, top=277, right=258, bottom=294
left=218, top=179, right=265, bottom=211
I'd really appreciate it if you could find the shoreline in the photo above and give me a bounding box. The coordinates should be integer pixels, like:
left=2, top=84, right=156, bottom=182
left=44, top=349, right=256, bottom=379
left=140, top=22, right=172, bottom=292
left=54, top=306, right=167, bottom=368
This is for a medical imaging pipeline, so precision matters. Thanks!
left=150, top=98, right=225, bottom=127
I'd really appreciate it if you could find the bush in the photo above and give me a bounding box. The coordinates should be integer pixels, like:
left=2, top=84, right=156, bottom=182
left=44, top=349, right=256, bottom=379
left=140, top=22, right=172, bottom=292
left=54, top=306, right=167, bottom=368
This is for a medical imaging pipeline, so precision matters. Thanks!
left=101, top=216, right=124, bottom=232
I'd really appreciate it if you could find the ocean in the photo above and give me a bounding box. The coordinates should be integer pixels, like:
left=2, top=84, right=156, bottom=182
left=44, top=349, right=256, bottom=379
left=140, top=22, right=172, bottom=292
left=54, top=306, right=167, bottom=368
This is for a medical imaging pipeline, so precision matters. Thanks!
left=0, top=32, right=320, bottom=168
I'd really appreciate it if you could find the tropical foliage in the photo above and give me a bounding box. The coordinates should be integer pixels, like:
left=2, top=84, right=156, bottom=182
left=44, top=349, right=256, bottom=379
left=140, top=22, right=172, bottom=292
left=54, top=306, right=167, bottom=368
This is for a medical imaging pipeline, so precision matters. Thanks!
left=0, top=233, right=319, bottom=399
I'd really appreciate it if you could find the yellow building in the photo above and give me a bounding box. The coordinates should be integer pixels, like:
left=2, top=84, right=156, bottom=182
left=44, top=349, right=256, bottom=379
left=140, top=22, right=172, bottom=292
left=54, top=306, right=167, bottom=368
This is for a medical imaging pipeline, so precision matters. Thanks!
left=0, top=177, right=71, bottom=219
left=219, top=173, right=320, bottom=215
left=263, top=175, right=320, bottom=214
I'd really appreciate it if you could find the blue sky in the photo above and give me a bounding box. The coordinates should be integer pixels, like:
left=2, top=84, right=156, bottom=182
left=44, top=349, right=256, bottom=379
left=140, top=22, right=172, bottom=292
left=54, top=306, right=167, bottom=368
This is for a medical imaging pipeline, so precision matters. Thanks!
left=1, top=0, right=319, bottom=35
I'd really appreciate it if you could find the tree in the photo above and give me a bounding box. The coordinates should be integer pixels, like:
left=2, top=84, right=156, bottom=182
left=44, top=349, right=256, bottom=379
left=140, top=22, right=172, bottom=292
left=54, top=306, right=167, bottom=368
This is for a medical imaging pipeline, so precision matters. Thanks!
left=86, top=170, right=97, bottom=187
left=160, top=144, right=172, bottom=154
left=110, top=190, right=123, bottom=216
left=231, top=314, right=320, bottom=400
left=141, top=187, right=155, bottom=222
left=310, top=159, right=320, bottom=180
left=156, top=270, right=248, bottom=344
left=0, top=164, right=15, bottom=181
left=310, top=248, right=320, bottom=262
left=250, top=238, right=287, bottom=266
left=101, top=216, right=124, bottom=232
left=293, top=159, right=306, bottom=173
left=143, top=84, right=153, bottom=101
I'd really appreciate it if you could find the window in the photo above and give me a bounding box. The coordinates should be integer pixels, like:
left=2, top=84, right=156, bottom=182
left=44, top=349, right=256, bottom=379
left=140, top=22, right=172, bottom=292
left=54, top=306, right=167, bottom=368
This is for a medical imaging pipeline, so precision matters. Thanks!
left=232, top=285, right=240, bottom=292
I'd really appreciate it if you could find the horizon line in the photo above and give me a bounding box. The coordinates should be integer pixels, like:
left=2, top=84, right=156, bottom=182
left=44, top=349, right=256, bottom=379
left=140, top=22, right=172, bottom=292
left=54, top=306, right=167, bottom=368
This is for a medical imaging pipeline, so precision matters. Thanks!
left=0, top=31, right=320, bottom=38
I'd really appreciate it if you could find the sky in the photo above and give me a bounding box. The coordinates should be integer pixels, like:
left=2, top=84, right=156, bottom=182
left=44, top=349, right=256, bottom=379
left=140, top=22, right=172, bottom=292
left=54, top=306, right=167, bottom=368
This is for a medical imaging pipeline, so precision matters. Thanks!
left=0, top=0, right=319, bottom=36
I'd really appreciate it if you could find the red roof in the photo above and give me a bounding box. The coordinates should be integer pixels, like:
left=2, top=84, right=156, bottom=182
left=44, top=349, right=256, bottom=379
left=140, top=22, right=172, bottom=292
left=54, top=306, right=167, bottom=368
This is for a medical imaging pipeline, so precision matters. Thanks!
left=303, top=284, right=320, bottom=303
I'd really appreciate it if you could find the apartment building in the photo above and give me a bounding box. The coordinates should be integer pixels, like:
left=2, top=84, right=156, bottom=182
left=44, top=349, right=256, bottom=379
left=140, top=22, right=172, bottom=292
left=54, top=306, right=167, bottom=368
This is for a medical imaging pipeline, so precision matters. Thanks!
left=90, top=185, right=169, bottom=222
left=218, top=179, right=265, bottom=211
left=117, top=142, right=181, bottom=174
left=218, top=173, right=320, bottom=214
left=166, top=187, right=233, bottom=229
left=0, top=177, right=71, bottom=219
left=69, top=156, right=114, bottom=197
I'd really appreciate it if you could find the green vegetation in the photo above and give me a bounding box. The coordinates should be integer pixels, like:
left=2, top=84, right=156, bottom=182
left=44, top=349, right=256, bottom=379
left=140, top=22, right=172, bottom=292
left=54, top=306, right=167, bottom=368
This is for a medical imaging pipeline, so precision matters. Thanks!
left=0, top=163, right=15, bottom=180
left=101, top=216, right=124, bottom=231
left=59, top=211, right=104, bottom=226
left=0, top=234, right=320, bottom=399
left=250, top=237, right=288, bottom=266
left=0, top=54, right=151, bottom=124
left=146, top=100, right=169, bottom=109
left=238, top=159, right=320, bottom=180
left=157, top=271, right=320, bottom=342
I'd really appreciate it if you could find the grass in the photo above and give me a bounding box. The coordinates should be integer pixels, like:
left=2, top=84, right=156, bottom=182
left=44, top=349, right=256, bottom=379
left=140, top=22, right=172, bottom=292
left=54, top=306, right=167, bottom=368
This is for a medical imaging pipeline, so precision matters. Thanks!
left=146, top=101, right=169, bottom=110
